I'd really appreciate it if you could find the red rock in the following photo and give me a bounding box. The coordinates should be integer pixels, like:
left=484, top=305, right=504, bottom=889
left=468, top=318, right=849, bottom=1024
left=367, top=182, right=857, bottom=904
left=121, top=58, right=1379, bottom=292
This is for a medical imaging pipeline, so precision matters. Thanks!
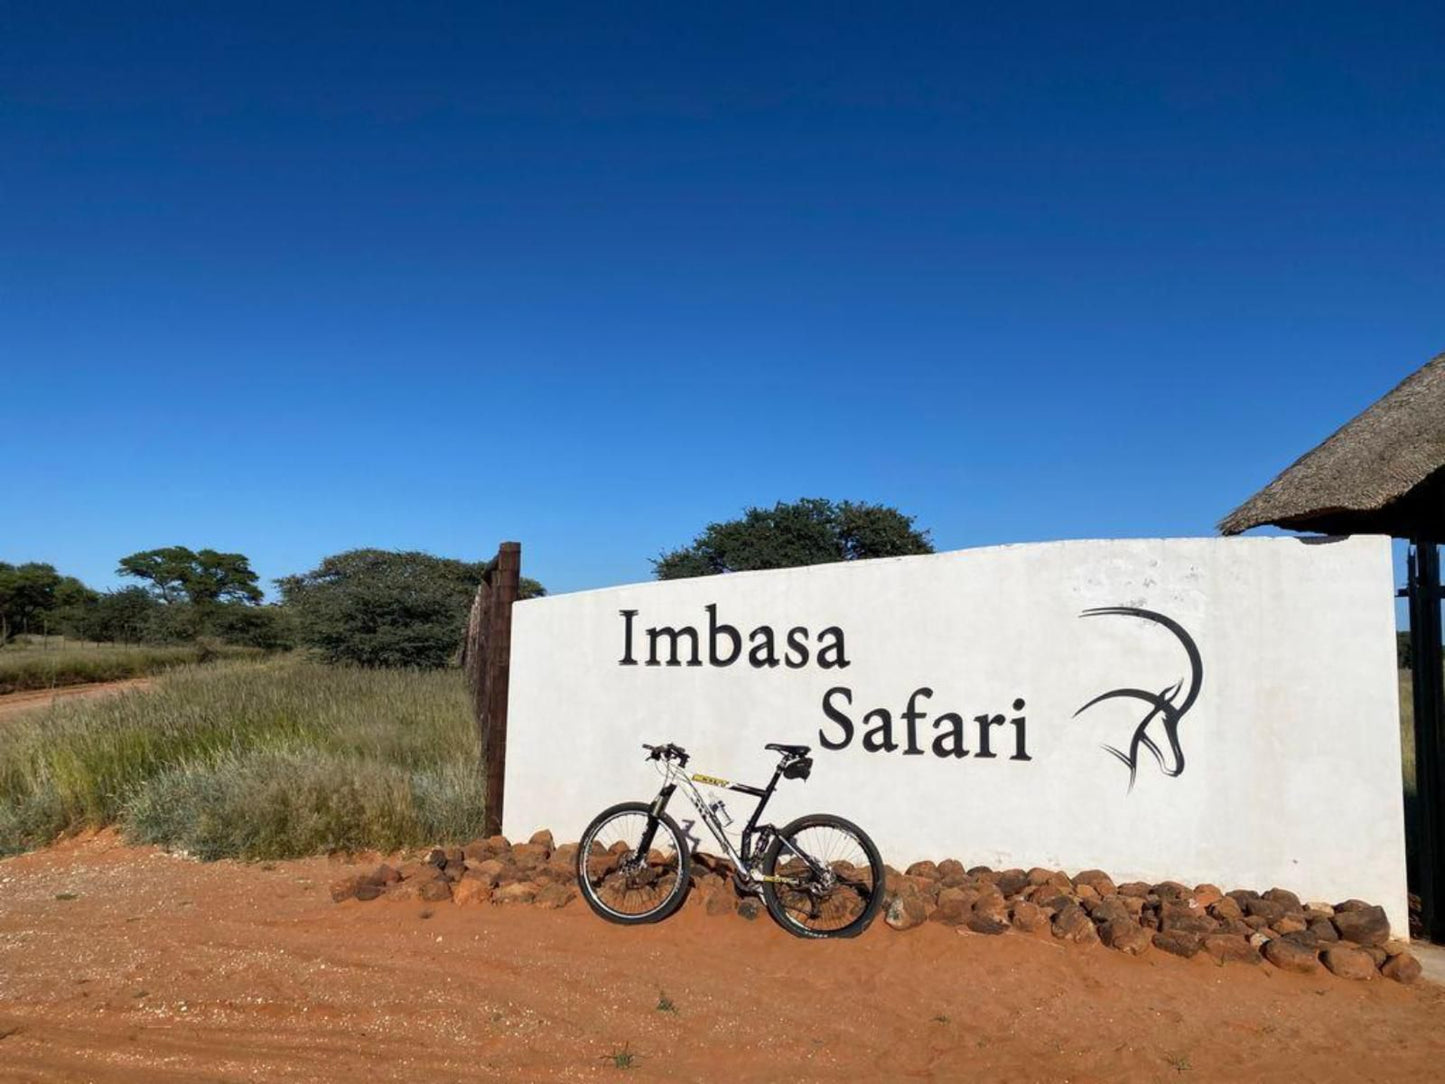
left=369, top=864, right=401, bottom=886
left=885, top=894, right=928, bottom=931
left=585, top=852, right=620, bottom=882
left=1322, top=945, right=1376, bottom=980
left=536, top=882, right=576, bottom=909
left=1152, top=881, right=1191, bottom=901
left=1382, top=953, right=1422, bottom=984
left=1152, top=930, right=1202, bottom=958
left=930, top=888, right=977, bottom=926
left=905, top=860, right=940, bottom=880
left=1202, top=934, right=1262, bottom=966
left=1209, top=896, right=1244, bottom=922
left=1263, top=938, right=1319, bottom=974
left=385, top=876, right=451, bottom=902
left=1010, top=901, right=1048, bottom=933
left=462, top=839, right=489, bottom=862
left=1117, top=881, right=1153, bottom=898
left=1051, top=902, right=1098, bottom=945
left=1159, top=903, right=1216, bottom=936
left=548, top=843, right=579, bottom=872
left=355, top=882, right=383, bottom=902
left=1262, top=887, right=1302, bottom=910
left=1334, top=898, right=1374, bottom=912
left=1074, top=869, right=1117, bottom=898
left=1101, top=919, right=1152, bottom=956
left=1033, top=889, right=1073, bottom=915
left=493, top=881, right=540, bottom=904
left=1332, top=905, right=1390, bottom=948
left=1244, top=897, right=1288, bottom=925
left=527, top=829, right=555, bottom=854
left=966, top=913, right=1010, bottom=935
left=994, top=869, right=1030, bottom=897
left=936, top=859, right=967, bottom=881
left=1090, top=897, right=1132, bottom=927
left=736, top=899, right=762, bottom=921
left=1193, top=884, right=1224, bottom=909
left=452, top=875, right=493, bottom=906
left=465, top=858, right=506, bottom=885
left=511, top=843, right=549, bottom=872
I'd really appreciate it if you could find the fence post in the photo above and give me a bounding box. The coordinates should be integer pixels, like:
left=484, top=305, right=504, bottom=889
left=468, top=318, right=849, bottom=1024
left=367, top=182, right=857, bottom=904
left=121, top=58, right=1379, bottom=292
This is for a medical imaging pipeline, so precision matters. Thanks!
left=475, top=542, right=521, bottom=837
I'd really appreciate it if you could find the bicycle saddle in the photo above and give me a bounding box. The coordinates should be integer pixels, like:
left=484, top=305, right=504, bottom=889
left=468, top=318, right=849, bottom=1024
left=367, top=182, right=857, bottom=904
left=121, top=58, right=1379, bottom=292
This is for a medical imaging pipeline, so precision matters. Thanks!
left=765, top=742, right=811, bottom=757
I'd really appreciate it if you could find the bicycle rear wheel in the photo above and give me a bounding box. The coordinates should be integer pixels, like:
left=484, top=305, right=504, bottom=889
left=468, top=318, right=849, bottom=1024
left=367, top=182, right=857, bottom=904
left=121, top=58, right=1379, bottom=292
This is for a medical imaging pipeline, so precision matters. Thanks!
left=576, top=801, right=691, bottom=925
left=761, top=814, right=885, bottom=939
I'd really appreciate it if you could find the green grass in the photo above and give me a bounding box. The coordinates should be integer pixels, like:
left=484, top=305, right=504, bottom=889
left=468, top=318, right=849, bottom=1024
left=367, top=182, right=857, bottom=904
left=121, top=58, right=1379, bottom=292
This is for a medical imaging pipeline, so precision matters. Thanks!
left=0, top=657, right=485, bottom=859
left=0, top=640, right=259, bottom=695
left=1400, top=669, right=1416, bottom=798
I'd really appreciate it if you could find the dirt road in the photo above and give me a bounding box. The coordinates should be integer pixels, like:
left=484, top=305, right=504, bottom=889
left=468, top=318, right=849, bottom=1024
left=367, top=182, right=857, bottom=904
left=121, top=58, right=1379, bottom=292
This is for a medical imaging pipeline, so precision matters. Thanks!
left=0, top=679, right=152, bottom=722
left=0, top=834, right=1442, bottom=1082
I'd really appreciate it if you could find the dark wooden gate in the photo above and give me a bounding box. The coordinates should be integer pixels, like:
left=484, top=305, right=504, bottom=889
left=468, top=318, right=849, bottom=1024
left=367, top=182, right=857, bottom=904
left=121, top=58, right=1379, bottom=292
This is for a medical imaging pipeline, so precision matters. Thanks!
left=1404, top=541, right=1445, bottom=940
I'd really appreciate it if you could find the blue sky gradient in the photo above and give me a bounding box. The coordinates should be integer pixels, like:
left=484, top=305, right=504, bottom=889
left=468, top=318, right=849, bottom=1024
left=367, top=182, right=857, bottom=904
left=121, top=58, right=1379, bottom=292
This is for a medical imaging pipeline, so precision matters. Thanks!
left=5, top=3, right=1443, bottom=596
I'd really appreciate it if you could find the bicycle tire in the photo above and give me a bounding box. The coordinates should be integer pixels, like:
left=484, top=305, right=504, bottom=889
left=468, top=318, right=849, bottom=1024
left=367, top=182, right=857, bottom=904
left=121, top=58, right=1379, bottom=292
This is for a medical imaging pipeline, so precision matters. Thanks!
left=576, top=801, right=692, bottom=926
left=761, top=813, right=885, bottom=939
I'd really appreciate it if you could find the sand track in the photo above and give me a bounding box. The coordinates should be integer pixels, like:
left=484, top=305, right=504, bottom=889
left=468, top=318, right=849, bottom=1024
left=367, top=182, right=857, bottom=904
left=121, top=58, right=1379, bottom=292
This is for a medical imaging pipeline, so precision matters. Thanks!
left=0, top=679, right=153, bottom=721
left=0, top=833, right=1442, bottom=1082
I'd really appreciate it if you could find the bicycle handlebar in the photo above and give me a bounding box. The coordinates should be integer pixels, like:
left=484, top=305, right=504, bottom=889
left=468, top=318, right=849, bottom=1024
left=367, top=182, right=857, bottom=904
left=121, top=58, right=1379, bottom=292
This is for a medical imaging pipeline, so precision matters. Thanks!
left=642, top=742, right=690, bottom=767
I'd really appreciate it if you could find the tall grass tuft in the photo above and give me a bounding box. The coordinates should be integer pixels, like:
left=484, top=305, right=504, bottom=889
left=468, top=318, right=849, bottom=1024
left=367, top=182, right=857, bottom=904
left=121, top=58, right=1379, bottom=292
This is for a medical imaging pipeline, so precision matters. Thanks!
left=0, top=641, right=260, bottom=695
left=0, top=659, right=485, bottom=858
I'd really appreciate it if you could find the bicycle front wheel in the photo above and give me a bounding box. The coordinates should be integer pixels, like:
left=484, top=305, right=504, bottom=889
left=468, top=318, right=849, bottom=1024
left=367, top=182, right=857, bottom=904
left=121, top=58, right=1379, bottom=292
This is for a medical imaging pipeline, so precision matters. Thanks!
left=761, top=813, right=885, bottom=939
left=576, top=801, right=691, bottom=925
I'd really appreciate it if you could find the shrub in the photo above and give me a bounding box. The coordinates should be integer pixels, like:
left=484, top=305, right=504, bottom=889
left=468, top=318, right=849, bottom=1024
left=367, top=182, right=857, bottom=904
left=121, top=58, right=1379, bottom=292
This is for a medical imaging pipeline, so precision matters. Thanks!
left=277, top=549, right=543, bottom=668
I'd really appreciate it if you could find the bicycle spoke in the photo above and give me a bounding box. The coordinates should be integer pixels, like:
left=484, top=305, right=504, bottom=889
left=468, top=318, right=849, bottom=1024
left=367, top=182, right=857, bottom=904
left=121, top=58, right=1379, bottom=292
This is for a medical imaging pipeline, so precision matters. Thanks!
left=581, top=810, right=683, bottom=919
left=771, top=822, right=878, bottom=933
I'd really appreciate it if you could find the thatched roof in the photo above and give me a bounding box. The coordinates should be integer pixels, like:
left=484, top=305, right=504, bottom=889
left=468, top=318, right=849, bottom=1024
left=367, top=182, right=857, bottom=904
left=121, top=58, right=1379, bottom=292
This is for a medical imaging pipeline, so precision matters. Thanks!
left=1220, top=352, right=1445, bottom=539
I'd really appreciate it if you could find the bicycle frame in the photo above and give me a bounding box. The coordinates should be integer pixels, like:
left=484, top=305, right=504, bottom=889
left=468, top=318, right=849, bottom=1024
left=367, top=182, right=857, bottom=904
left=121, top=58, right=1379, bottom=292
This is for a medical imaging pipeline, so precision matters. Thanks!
left=642, top=757, right=825, bottom=888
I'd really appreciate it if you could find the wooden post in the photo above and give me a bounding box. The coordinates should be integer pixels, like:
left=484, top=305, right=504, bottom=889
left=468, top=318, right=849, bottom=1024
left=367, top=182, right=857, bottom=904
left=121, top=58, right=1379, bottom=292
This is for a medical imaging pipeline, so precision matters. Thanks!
left=480, top=542, right=521, bottom=837
left=463, top=578, right=492, bottom=763
left=1408, top=541, right=1445, bottom=941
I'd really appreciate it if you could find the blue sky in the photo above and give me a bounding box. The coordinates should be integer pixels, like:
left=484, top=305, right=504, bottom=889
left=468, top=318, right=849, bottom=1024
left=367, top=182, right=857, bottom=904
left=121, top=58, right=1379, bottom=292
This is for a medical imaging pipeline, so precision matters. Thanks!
left=4, top=2, right=1443, bottom=597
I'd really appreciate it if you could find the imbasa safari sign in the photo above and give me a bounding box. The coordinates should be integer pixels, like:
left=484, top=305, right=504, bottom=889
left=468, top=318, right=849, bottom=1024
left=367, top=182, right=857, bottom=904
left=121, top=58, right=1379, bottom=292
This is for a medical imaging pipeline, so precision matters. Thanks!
left=505, top=536, right=1408, bottom=932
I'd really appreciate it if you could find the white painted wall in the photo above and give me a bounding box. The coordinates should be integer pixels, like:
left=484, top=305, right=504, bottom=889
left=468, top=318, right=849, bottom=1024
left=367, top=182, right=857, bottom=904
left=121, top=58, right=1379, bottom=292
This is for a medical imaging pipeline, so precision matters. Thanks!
left=505, top=536, right=1408, bottom=933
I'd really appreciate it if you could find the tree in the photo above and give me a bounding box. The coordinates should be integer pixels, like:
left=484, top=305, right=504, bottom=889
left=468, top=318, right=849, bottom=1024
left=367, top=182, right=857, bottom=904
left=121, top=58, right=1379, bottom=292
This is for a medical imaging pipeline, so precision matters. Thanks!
left=0, top=562, right=64, bottom=640
left=277, top=549, right=544, bottom=668
left=653, top=498, right=934, bottom=580
left=118, top=547, right=264, bottom=606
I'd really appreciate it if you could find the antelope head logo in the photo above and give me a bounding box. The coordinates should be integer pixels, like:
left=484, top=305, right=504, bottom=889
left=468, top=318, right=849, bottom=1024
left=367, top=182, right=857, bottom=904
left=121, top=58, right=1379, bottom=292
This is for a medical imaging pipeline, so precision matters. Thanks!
left=1074, top=607, right=1203, bottom=793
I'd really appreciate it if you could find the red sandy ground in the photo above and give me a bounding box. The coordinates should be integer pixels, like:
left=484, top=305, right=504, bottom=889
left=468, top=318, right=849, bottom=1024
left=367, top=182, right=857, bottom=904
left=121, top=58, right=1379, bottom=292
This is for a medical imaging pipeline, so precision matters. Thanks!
left=0, top=680, right=152, bottom=723
left=1, top=834, right=1442, bottom=1082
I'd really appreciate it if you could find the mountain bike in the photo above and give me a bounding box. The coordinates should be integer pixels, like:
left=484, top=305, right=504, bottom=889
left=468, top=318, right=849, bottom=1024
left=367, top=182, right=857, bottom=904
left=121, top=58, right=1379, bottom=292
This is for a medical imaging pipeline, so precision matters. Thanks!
left=576, top=740, right=886, bottom=939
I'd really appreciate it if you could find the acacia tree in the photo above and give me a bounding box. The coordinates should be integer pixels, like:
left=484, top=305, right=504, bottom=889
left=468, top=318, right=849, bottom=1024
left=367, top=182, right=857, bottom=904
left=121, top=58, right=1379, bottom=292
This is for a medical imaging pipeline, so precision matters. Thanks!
left=277, top=549, right=544, bottom=668
left=0, top=562, right=63, bottom=641
left=117, top=547, right=263, bottom=606
left=652, top=498, right=934, bottom=579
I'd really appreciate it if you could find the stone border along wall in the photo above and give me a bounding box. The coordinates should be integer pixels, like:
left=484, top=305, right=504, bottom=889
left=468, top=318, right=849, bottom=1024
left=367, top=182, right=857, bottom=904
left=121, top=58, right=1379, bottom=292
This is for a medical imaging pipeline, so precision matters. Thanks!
left=329, top=832, right=1423, bottom=985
